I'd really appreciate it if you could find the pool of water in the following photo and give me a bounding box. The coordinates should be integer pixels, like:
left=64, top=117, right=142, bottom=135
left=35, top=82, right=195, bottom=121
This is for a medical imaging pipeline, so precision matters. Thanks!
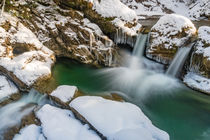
left=52, top=58, right=210, bottom=140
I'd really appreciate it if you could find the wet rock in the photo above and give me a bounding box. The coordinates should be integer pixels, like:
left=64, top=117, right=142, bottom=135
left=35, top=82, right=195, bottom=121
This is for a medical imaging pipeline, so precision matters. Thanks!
left=146, top=14, right=197, bottom=64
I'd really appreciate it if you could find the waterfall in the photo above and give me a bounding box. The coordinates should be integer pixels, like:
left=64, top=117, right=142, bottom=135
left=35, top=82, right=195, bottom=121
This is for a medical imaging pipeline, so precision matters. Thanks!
left=166, top=43, right=194, bottom=77
left=0, top=89, right=49, bottom=136
left=1, top=0, right=5, bottom=17
left=132, top=34, right=148, bottom=58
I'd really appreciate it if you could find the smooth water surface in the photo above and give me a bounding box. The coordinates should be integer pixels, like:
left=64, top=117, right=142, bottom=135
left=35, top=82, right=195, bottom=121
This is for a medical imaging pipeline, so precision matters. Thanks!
left=52, top=58, right=210, bottom=140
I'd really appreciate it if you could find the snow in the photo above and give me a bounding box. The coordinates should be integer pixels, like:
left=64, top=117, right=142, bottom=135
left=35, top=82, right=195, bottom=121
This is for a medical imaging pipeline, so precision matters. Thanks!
left=50, top=85, right=78, bottom=103
left=70, top=96, right=169, bottom=140
left=89, top=0, right=137, bottom=22
left=0, top=75, right=18, bottom=101
left=149, top=14, right=196, bottom=50
left=184, top=72, right=210, bottom=93
left=36, top=104, right=101, bottom=140
left=0, top=13, right=54, bottom=86
left=13, top=124, right=46, bottom=140
left=121, top=0, right=210, bottom=20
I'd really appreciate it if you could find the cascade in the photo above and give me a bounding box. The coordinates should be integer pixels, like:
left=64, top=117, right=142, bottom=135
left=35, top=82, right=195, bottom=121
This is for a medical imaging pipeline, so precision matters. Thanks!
left=132, top=34, right=148, bottom=58
left=0, top=89, right=49, bottom=136
left=166, top=43, right=194, bottom=77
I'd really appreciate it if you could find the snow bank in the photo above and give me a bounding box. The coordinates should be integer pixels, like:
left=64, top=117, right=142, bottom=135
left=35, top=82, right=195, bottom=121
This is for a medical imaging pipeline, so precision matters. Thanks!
left=13, top=124, right=45, bottom=140
left=36, top=104, right=100, bottom=140
left=0, top=13, right=55, bottom=86
left=70, top=96, right=169, bottom=140
left=0, top=75, right=18, bottom=101
left=184, top=72, right=210, bottom=93
left=149, top=14, right=196, bottom=50
left=50, top=85, right=78, bottom=103
left=90, top=0, right=137, bottom=21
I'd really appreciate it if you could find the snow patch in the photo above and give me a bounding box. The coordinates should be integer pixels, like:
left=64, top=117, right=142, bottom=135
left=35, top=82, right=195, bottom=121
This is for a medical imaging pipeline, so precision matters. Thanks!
left=51, top=85, right=78, bottom=103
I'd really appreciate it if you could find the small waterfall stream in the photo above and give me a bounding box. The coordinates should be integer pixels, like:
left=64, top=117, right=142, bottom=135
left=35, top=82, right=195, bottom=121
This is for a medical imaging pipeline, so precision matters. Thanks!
left=0, top=89, right=49, bottom=137
left=166, top=43, right=194, bottom=77
left=132, top=34, right=148, bottom=58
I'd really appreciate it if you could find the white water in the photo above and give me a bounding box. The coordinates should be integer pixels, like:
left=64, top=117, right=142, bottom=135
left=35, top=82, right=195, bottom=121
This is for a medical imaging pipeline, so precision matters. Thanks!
left=166, top=44, right=194, bottom=77
left=0, top=89, right=49, bottom=138
left=98, top=33, right=179, bottom=102
left=132, top=34, right=147, bottom=58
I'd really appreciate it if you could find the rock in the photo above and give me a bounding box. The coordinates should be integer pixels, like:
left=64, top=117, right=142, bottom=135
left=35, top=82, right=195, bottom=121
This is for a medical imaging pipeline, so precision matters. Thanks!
left=146, top=14, right=197, bottom=64
left=54, top=0, right=142, bottom=47
left=189, top=26, right=210, bottom=77
left=184, top=26, right=210, bottom=94
left=35, top=104, right=101, bottom=140
left=50, top=85, right=78, bottom=107
left=69, top=96, right=169, bottom=140
left=6, top=0, right=122, bottom=67
left=0, top=13, right=55, bottom=90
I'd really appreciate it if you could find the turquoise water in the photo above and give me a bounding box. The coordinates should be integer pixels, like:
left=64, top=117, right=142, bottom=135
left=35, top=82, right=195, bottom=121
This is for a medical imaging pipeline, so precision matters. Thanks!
left=52, top=58, right=210, bottom=140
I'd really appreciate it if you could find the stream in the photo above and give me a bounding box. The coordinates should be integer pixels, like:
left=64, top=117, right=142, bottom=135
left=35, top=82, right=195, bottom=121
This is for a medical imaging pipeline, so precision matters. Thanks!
left=52, top=57, right=210, bottom=140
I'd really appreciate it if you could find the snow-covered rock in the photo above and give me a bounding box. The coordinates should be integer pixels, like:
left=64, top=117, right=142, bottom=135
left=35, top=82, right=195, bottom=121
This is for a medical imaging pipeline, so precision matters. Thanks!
left=184, top=26, right=210, bottom=94
left=50, top=85, right=78, bottom=105
left=91, top=0, right=137, bottom=22
left=35, top=104, right=101, bottom=140
left=0, top=75, right=18, bottom=101
left=0, top=13, right=55, bottom=87
left=121, top=0, right=210, bottom=20
left=10, top=0, right=120, bottom=67
left=146, top=14, right=197, bottom=64
left=184, top=72, right=210, bottom=94
left=13, top=124, right=45, bottom=140
left=70, top=96, right=169, bottom=140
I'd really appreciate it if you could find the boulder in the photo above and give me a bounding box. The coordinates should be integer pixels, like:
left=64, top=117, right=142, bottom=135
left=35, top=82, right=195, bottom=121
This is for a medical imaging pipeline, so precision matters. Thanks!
left=146, top=14, right=197, bottom=64
left=70, top=96, right=169, bottom=140
left=50, top=85, right=78, bottom=107
left=0, top=13, right=55, bottom=91
left=184, top=26, right=210, bottom=94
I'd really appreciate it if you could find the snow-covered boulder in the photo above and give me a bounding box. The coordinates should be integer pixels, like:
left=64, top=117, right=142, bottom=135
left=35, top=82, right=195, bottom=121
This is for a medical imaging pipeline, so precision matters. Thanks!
left=35, top=104, right=101, bottom=140
left=184, top=26, right=210, bottom=94
left=13, top=124, right=45, bottom=140
left=146, top=14, right=197, bottom=64
left=70, top=96, right=169, bottom=140
left=0, top=75, right=19, bottom=102
left=0, top=13, right=55, bottom=90
left=50, top=85, right=78, bottom=106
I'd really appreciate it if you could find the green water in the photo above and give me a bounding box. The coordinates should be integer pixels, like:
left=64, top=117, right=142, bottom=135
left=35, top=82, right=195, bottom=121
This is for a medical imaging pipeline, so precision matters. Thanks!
left=52, top=58, right=210, bottom=140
